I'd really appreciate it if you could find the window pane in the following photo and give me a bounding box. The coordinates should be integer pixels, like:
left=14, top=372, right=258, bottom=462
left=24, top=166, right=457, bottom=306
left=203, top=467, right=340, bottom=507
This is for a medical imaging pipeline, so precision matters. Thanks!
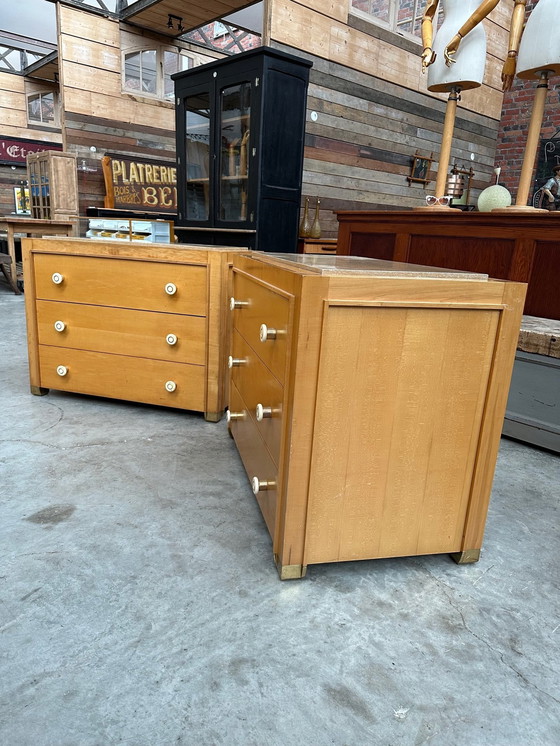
left=397, top=0, right=422, bottom=36
left=163, top=51, right=179, bottom=98
left=124, top=51, right=141, bottom=91
left=352, top=0, right=391, bottom=24
left=28, top=94, right=42, bottom=122
left=141, top=50, right=157, bottom=94
left=41, top=92, right=55, bottom=122
left=185, top=93, right=211, bottom=221
left=218, top=82, right=251, bottom=222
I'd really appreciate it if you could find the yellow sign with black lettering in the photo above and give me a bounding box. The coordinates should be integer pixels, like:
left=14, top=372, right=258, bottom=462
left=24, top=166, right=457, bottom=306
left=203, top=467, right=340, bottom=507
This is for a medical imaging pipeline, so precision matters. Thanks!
left=102, top=154, right=177, bottom=213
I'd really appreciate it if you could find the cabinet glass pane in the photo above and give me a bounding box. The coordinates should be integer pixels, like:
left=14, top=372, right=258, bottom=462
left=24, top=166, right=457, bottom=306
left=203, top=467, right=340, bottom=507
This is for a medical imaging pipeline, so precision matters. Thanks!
left=185, top=93, right=211, bottom=221
left=219, top=82, right=251, bottom=222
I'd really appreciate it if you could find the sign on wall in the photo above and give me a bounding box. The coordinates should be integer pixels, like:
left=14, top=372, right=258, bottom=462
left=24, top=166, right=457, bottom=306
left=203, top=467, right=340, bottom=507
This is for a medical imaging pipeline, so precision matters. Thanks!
left=102, top=154, right=177, bottom=213
left=0, top=137, right=61, bottom=165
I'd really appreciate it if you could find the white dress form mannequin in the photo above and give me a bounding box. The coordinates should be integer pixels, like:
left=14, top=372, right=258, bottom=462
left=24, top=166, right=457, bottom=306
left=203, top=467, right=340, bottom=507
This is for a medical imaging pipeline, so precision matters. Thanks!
left=517, top=0, right=560, bottom=80
left=420, top=0, right=498, bottom=206
left=427, top=0, right=487, bottom=92
left=505, top=0, right=560, bottom=209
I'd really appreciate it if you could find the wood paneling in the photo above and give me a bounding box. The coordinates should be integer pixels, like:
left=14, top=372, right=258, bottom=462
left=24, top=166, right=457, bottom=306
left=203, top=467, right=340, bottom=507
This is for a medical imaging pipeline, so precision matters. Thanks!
left=59, top=4, right=121, bottom=47
left=270, top=1, right=507, bottom=117
left=283, top=44, right=502, bottom=234
left=336, top=210, right=560, bottom=321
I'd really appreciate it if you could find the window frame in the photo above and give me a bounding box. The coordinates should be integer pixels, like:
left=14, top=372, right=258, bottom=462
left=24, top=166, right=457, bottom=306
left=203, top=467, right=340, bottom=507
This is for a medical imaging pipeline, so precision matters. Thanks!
left=26, top=90, right=59, bottom=128
left=122, top=44, right=201, bottom=101
left=349, top=0, right=427, bottom=43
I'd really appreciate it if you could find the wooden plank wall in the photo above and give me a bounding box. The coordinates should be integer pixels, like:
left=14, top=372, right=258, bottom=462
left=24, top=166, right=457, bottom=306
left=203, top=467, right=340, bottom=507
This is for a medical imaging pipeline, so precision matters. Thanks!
left=58, top=5, right=177, bottom=214
left=0, top=71, right=63, bottom=215
left=268, top=0, right=513, bottom=238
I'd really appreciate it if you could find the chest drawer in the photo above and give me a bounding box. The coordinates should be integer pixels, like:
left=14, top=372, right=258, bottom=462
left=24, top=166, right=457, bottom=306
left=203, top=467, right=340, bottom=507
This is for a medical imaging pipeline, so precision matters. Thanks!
left=230, top=328, right=283, bottom=464
left=36, top=300, right=206, bottom=366
left=229, top=381, right=278, bottom=538
left=33, top=254, right=207, bottom=315
left=231, top=271, right=292, bottom=385
left=38, top=346, right=205, bottom=411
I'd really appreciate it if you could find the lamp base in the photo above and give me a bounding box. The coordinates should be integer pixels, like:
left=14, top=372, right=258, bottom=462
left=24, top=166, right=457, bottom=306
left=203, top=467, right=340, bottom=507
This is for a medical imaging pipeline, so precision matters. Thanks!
left=492, top=205, right=548, bottom=213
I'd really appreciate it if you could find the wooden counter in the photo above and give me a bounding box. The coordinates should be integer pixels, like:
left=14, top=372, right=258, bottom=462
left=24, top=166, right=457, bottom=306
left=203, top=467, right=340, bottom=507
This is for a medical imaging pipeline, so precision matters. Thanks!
left=228, top=252, right=526, bottom=579
left=336, top=210, right=560, bottom=320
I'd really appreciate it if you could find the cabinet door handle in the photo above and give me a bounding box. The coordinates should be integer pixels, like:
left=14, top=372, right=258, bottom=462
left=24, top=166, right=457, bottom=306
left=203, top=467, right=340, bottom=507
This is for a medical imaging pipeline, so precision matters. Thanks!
left=228, top=356, right=247, bottom=368
left=166, top=334, right=178, bottom=346
left=251, top=477, right=276, bottom=495
left=165, top=380, right=177, bottom=392
left=259, top=323, right=277, bottom=342
left=165, top=283, right=177, bottom=296
left=230, top=296, right=249, bottom=310
left=255, top=403, right=273, bottom=422
left=56, top=365, right=68, bottom=377
left=226, top=410, right=245, bottom=422
left=54, top=320, right=66, bottom=332
left=51, top=272, right=64, bottom=285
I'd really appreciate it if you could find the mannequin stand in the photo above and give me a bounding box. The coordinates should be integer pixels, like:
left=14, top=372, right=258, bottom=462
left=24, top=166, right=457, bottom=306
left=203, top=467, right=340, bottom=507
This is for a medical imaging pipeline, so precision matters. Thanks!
left=414, top=87, right=461, bottom=211
left=495, top=71, right=551, bottom=213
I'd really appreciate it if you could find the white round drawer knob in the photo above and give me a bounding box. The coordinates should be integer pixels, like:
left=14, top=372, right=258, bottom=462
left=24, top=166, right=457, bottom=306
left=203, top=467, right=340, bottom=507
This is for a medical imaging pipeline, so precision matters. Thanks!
left=255, top=403, right=273, bottom=422
left=51, top=272, right=64, bottom=285
left=251, top=477, right=276, bottom=495
left=259, top=324, right=277, bottom=342
left=230, top=297, right=248, bottom=310
left=165, top=283, right=177, bottom=296
left=56, top=365, right=68, bottom=377
left=54, top=320, right=66, bottom=332
left=228, top=356, right=246, bottom=368
left=166, top=334, right=178, bottom=346
left=165, top=380, right=177, bottom=392
left=226, top=410, right=245, bottom=422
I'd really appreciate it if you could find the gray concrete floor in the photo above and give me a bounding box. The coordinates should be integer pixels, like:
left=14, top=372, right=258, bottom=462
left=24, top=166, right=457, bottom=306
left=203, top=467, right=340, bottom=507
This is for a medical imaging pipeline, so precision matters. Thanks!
left=0, top=285, right=559, bottom=746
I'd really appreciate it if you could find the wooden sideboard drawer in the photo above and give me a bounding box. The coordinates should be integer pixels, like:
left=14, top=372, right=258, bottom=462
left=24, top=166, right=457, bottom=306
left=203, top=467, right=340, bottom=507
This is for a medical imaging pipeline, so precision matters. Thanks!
left=33, top=253, right=207, bottom=316
left=231, top=270, right=291, bottom=384
left=36, top=300, right=206, bottom=365
left=229, top=381, right=277, bottom=537
left=38, top=345, right=205, bottom=411
left=230, top=329, right=283, bottom=464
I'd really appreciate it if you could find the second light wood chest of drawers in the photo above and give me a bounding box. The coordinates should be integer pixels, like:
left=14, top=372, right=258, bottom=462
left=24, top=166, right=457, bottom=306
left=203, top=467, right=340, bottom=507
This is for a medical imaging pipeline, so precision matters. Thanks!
left=23, top=237, right=243, bottom=420
left=228, top=253, right=526, bottom=579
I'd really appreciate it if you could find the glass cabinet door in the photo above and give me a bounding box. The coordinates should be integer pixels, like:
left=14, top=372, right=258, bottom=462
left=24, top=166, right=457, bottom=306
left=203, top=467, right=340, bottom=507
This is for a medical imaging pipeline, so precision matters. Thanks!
left=218, top=82, right=251, bottom=222
left=185, top=92, right=211, bottom=221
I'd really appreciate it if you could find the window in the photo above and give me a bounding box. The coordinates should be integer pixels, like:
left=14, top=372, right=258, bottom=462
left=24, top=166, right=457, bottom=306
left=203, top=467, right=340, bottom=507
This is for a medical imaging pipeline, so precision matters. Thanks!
left=27, top=91, right=57, bottom=125
left=124, top=47, right=195, bottom=100
left=351, top=0, right=426, bottom=39
left=163, top=51, right=192, bottom=99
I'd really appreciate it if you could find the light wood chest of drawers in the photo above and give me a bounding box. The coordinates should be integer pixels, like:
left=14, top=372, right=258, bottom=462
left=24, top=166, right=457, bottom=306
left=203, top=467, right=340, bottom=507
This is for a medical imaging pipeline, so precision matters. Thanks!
left=23, top=238, right=243, bottom=420
left=228, top=253, right=526, bottom=579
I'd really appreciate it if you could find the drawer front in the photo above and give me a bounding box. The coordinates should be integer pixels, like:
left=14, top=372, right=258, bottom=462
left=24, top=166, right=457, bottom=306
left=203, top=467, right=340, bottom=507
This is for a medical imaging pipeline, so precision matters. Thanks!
left=229, top=381, right=278, bottom=539
left=230, top=329, right=283, bottom=464
left=38, top=346, right=205, bottom=411
left=231, top=271, right=291, bottom=385
left=33, top=254, right=207, bottom=315
left=36, top=300, right=206, bottom=366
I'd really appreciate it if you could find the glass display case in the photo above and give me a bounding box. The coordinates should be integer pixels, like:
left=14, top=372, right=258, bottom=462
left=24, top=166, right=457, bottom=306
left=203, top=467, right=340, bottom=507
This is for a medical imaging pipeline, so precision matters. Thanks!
left=174, top=47, right=312, bottom=252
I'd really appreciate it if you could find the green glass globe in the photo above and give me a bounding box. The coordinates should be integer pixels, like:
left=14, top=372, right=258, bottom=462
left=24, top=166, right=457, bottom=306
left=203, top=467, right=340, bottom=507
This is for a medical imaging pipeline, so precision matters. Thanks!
left=477, top=185, right=512, bottom=212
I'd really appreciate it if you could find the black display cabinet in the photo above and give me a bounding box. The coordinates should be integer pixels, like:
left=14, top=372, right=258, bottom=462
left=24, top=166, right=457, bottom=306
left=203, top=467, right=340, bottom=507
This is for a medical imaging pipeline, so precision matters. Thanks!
left=173, top=47, right=312, bottom=252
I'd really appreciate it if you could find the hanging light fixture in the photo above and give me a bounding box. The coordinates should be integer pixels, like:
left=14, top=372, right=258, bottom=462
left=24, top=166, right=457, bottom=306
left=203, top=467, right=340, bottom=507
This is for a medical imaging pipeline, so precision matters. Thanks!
left=167, top=14, right=184, bottom=32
